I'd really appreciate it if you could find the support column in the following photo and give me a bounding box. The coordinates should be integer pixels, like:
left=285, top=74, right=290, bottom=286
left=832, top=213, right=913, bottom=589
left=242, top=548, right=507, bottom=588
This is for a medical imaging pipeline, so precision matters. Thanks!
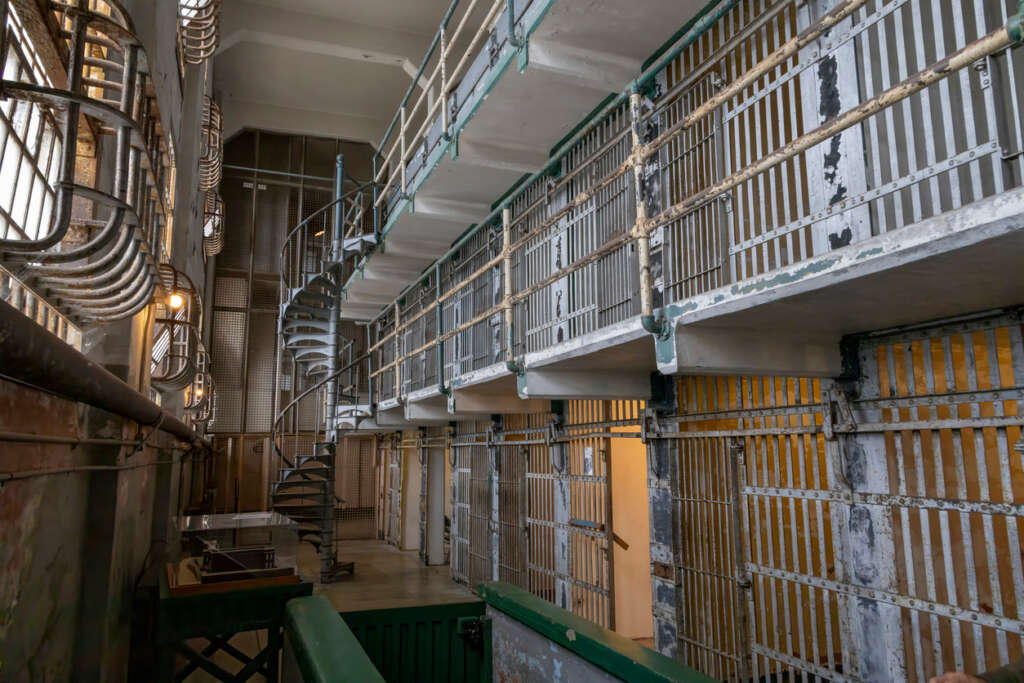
left=488, top=415, right=502, bottom=582
left=645, top=373, right=682, bottom=658
left=548, top=403, right=572, bottom=610
left=419, top=427, right=428, bottom=564
left=829, top=364, right=907, bottom=678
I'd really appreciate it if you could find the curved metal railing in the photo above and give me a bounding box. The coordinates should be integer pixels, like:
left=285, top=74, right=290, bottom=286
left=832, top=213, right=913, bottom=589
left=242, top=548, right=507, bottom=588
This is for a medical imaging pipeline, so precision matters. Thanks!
left=150, top=265, right=202, bottom=391
left=199, top=95, right=223, bottom=192
left=184, top=342, right=214, bottom=430
left=202, top=190, right=224, bottom=257
left=178, top=0, right=221, bottom=65
left=279, top=182, right=372, bottom=296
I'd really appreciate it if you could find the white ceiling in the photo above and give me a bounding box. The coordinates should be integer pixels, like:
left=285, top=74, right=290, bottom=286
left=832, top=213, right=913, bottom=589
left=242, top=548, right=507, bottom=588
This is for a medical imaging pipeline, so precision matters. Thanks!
left=242, top=0, right=457, bottom=36
left=214, top=0, right=454, bottom=144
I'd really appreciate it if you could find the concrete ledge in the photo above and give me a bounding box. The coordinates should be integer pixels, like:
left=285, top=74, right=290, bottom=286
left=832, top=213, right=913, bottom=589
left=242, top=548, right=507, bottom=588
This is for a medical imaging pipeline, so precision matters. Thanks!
left=656, top=188, right=1024, bottom=376
left=479, top=581, right=714, bottom=683
left=517, top=367, right=652, bottom=400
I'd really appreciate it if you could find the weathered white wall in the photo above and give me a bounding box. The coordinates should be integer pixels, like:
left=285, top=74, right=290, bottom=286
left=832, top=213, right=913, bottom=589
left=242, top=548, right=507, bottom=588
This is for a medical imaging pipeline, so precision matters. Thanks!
left=402, top=445, right=423, bottom=552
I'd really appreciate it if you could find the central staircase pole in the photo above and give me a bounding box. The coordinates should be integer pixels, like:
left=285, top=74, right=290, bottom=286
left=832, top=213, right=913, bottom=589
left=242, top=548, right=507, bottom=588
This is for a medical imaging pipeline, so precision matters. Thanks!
left=320, top=154, right=346, bottom=581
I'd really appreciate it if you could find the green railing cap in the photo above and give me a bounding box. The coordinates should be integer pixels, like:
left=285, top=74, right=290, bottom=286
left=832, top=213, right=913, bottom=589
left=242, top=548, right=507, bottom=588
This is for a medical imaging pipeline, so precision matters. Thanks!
left=284, top=596, right=385, bottom=683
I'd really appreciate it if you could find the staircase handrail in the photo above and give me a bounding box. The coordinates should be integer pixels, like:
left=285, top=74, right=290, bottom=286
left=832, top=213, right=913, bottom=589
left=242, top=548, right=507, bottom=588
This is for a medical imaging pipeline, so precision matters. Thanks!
left=271, top=349, right=370, bottom=470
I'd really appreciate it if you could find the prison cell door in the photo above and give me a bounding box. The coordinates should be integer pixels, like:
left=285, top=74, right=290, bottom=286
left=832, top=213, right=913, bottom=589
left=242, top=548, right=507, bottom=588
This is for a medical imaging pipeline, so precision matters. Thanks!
left=384, top=438, right=402, bottom=547
left=450, top=435, right=476, bottom=584
left=468, top=439, right=492, bottom=589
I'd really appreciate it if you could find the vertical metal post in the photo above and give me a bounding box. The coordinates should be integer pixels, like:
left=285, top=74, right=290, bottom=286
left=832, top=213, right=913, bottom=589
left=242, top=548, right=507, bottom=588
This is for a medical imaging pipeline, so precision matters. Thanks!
left=630, top=92, right=656, bottom=329
left=325, top=155, right=345, bottom=442
left=549, top=405, right=571, bottom=610
left=645, top=373, right=682, bottom=658
left=798, top=0, right=869, bottom=254
left=393, top=303, right=401, bottom=401
left=828, top=378, right=906, bottom=679
left=400, top=106, right=408, bottom=195
left=602, top=428, right=616, bottom=631
left=488, top=415, right=502, bottom=582
left=502, top=208, right=514, bottom=360
left=419, top=427, right=428, bottom=563
left=366, top=323, right=374, bottom=409
left=372, top=153, right=381, bottom=242
left=440, top=27, right=449, bottom=139
left=728, top=438, right=753, bottom=681
left=435, top=262, right=445, bottom=393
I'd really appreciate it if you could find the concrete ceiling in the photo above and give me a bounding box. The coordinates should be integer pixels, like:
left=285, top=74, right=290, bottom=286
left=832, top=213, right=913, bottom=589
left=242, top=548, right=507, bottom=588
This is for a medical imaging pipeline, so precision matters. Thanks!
left=242, top=0, right=457, bottom=35
left=214, top=0, right=453, bottom=144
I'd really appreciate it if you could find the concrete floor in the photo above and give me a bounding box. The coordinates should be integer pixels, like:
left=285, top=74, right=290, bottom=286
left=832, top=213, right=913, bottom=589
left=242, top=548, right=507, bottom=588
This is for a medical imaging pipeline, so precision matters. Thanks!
left=302, top=539, right=477, bottom=611
left=183, top=539, right=474, bottom=681
left=181, top=540, right=660, bottom=680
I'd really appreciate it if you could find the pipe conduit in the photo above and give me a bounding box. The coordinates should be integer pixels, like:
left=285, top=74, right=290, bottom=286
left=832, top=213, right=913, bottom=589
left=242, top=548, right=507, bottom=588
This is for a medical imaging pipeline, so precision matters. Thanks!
left=0, top=298, right=211, bottom=449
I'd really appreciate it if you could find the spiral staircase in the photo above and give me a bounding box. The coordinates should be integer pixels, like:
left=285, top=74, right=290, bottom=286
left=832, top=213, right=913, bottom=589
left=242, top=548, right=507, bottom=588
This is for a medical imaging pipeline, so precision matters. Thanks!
left=272, top=156, right=375, bottom=583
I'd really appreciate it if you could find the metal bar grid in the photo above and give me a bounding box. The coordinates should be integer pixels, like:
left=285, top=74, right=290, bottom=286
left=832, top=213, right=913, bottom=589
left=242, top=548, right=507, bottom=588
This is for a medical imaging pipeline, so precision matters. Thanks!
left=364, top=0, right=1024, bottom=410
left=661, top=309, right=1024, bottom=680
left=451, top=438, right=474, bottom=584
left=467, top=428, right=492, bottom=589
left=1, top=0, right=178, bottom=324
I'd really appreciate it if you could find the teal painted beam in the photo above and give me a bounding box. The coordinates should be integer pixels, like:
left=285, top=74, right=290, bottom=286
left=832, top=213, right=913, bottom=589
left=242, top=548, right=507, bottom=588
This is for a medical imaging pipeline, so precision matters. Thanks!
left=478, top=581, right=717, bottom=683
left=284, top=596, right=385, bottom=683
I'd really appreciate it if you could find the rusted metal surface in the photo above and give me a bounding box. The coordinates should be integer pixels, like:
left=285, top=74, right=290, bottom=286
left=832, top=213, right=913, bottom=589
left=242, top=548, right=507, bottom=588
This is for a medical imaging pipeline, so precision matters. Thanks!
left=489, top=609, right=623, bottom=683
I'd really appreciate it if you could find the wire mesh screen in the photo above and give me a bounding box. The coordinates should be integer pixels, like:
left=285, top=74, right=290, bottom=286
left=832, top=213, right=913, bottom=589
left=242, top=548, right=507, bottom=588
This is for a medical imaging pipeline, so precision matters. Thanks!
left=210, top=309, right=245, bottom=432
left=244, top=311, right=277, bottom=432
left=335, top=436, right=377, bottom=540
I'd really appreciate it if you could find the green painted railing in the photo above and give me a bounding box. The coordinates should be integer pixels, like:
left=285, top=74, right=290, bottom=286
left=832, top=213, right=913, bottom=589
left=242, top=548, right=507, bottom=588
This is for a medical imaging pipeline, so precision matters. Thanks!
left=340, top=601, right=490, bottom=683
left=284, top=596, right=384, bottom=683
left=479, top=582, right=717, bottom=683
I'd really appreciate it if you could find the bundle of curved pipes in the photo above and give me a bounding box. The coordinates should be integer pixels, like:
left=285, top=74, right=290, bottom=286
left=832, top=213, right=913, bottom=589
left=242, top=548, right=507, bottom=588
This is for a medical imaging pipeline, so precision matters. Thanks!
left=199, top=95, right=222, bottom=192
left=202, top=190, right=224, bottom=257
left=0, top=1, right=174, bottom=324
left=178, top=0, right=221, bottom=65
left=151, top=265, right=201, bottom=391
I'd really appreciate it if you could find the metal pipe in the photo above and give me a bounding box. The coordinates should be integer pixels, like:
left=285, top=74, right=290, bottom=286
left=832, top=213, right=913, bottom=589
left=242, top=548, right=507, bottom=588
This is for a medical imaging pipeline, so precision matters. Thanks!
left=324, top=155, right=345, bottom=440
left=0, top=431, right=157, bottom=446
left=0, top=299, right=211, bottom=449
left=1, top=459, right=180, bottom=484
left=435, top=262, right=446, bottom=395
left=629, top=92, right=657, bottom=334
left=502, top=208, right=514, bottom=365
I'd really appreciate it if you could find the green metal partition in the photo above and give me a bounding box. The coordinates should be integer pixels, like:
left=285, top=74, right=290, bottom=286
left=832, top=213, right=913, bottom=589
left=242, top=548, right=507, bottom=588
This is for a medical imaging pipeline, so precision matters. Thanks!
left=340, top=601, right=490, bottom=683
left=284, top=596, right=384, bottom=683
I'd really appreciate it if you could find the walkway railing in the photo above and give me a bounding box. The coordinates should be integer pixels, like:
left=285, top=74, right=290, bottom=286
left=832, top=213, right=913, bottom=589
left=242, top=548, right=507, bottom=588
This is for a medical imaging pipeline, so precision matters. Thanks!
left=367, top=0, right=1024, bottom=401
left=372, top=0, right=532, bottom=224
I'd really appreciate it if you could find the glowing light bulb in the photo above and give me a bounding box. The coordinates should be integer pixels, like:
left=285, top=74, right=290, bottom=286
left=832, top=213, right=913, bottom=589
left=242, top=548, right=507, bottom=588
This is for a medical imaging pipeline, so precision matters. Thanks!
left=195, top=388, right=204, bottom=397
left=169, top=293, right=185, bottom=310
